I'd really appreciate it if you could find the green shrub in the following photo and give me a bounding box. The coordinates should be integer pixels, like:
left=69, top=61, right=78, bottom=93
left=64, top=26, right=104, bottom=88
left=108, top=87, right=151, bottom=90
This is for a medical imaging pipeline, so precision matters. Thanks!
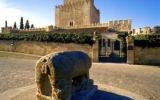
left=134, top=35, right=148, bottom=40
left=0, top=32, right=96, bottom=45
left=134, top=34, right=160, bottom=47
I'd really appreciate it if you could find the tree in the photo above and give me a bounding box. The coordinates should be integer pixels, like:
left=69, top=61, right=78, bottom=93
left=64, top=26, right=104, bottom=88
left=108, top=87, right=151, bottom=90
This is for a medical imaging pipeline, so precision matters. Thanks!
left=20, top=17, right=24, bottom=29
left=31, top=24, right=34, bottom=29
left=25, top=20, right=30, bottom=29
left=5, top=20, right=8, bottom=28
left=13, top=22, right=17, bottom=29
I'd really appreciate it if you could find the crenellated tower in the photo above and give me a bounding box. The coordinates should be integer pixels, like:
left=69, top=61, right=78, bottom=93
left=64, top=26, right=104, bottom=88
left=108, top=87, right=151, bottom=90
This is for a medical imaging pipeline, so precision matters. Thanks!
left=64, top=0, right=94, bottom=4
left=64, top=0, right=74, bottom=4
left=55, top=0, right=100, bottom=28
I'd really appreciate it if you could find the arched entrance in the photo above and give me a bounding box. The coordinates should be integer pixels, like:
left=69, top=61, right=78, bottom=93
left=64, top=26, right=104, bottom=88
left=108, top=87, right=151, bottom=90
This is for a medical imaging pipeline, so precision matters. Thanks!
left=99, top=33, right=127, bottom=63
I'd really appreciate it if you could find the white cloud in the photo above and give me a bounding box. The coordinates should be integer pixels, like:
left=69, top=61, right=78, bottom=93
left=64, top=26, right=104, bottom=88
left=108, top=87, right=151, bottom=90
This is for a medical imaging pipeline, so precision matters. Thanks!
left=0, top=0, right=54, bottom=32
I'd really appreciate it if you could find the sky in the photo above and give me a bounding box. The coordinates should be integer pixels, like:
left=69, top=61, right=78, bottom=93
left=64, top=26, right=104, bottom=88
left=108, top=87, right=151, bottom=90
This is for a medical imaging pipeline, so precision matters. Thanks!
left=0, top=0, right=160, bottom=32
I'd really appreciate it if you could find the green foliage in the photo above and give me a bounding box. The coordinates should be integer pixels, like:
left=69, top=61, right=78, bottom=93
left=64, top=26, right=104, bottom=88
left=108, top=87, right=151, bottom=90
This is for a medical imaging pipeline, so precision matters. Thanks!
left=31, top=24, right=34, bottom=28
left=5, top=21, right=7, bottom=28
left=134, top=35, right=149, bottom=40
left=154, top=32, right=160, bottom=35
left=117, top=32, right=129, bottom=39
left=20, top=17, right=24, bottom=29
left=134, top=34, right=160, bottom=47
left=13, top=22, right=17, bottom=29
left=117, top=32, right=128, bottom=55
left=0, top=32, right=95, bottom=45
left=25, top=20, right=30, bottom=29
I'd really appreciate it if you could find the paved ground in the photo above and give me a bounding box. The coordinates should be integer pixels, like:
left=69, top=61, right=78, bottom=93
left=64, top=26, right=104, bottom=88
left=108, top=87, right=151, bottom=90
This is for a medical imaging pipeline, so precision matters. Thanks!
left=90, top=63, right=160, bottom=100
left=0, top=57, right=36, bottom=93
left=0, top=52, right=160, bottom=100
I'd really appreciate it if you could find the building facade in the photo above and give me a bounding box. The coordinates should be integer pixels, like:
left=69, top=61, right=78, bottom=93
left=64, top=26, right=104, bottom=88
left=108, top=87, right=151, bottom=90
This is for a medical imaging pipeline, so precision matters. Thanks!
left=132, top=27, right=152, bottom=35
left=55, top=0, right=100, bottom=28
left=153, top=26, right=160, bottom=33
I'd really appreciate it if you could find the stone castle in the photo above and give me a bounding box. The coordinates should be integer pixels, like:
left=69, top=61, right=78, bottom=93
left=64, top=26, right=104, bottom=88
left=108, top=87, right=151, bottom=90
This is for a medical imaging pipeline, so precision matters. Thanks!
left=55, top=0, right=131, bottom=32
left=1, top=0, right=132, bottom=33
left=55, top=0, right=100, bottom=28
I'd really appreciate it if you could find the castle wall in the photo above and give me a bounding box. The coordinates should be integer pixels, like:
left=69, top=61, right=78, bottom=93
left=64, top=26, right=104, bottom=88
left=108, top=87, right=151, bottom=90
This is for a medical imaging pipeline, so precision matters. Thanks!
left=134, top=47, right=160, bottom=65
left=58, top=19, right=132, bottom=32
left=90, top=4, right=100, bottom=24
left=55, top=0, right=131, bottom=32
left=1, top=26, right=54, bottom=34
left=56, top=2, right=84, bottom=27
left=1, top=27, right=12, bottom=33
left=64, top=0, right=80, bottom=4
left=0, top=40, right=99, bottom=62
left=56, top=3, right=86, bottom=27
left=55, top=0, right=100, bottom=28
left=126, top=36, right=160, bottom=65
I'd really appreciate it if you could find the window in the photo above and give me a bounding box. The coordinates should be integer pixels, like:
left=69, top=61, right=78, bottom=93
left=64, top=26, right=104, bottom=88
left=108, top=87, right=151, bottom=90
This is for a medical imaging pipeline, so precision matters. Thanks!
left=69, top=21, right=74, bottom=27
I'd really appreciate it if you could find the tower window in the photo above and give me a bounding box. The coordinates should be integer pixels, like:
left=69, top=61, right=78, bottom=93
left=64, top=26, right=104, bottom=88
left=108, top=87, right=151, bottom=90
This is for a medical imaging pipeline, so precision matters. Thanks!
left=69, top=21, right=74, bottom=27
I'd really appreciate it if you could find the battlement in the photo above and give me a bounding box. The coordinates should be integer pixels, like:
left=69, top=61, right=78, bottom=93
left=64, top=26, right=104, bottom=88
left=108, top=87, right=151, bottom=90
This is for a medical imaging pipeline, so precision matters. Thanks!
left=60, top=19, right=132, bottom=32
left=56, top=0, right=90, bottom=11
left=1, top=26, right=54, bottom=34
left=18, top=26, right=54, bottom=32
left=64, top=0, right=92, bottom=5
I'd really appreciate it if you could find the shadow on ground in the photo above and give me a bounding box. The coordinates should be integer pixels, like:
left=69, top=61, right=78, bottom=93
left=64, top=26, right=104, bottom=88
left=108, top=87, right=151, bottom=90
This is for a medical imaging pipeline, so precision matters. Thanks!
left=91, top=90, right=133, bottom=100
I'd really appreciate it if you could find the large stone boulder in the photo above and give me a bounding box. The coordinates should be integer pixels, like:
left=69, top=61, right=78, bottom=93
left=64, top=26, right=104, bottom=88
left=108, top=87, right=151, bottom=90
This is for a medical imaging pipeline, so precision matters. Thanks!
left=35, top=51, right=93, bottom=100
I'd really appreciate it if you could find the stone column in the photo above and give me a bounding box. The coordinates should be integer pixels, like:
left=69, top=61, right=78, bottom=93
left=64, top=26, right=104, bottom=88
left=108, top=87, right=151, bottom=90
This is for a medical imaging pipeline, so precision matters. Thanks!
left=105, top=39, right=108, bottom=56
left=119, top=40, right=122, bottom=57
left=127, top=36, right=134, bottom=64
left=92, top=40, right=99, bottom=62
left=111, top=40, right=114, bottom=53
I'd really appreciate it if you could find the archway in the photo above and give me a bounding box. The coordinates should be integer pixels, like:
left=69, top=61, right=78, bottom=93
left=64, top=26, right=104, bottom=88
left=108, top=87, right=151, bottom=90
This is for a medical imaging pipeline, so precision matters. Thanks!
left=98, top=33, right=127, bottom=63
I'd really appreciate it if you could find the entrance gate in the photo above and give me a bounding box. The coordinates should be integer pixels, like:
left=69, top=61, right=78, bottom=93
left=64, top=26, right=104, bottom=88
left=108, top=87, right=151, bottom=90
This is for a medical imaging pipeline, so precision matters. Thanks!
left=99, top=33, right=127, bottom=63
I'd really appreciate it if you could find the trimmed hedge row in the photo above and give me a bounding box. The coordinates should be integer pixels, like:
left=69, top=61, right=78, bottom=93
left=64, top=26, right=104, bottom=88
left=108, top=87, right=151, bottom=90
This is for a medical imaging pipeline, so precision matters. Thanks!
left=134, top=34, right=148, bottom=40
left=0, top=32, right=95, bottom=45
left=134, top=35, right=160, bottom=47
left=134, top=34, right=160, bottom=40
left=135, top=40, right=160, bottom=47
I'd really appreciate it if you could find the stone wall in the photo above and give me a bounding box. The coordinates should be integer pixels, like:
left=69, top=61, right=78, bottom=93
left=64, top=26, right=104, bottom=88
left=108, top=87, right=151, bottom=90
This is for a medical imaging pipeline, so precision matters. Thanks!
left=1, top=27, right=12, bottom=33
left=1, top=26, right=54, bottom=34
left=58, top=27, right=108, bottom=34
left=0, top=40, right=98, bottom=62
left=127, top=36, right=160, bottom=65
left=134, top=47, right=160, bottom=65
left=60, top=19, right=132, bottom=32
left=55, top=0, right=100, bottom=28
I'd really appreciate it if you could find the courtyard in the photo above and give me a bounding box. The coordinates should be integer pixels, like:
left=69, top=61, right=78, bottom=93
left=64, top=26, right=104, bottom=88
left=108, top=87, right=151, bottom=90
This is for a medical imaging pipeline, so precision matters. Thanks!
left=0, top=51, right=160, bottom=100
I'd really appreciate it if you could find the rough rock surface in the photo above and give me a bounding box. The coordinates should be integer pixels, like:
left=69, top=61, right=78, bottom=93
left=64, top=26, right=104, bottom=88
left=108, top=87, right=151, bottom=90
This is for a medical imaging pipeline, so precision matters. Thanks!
left=35, top=51, right=92, bottom=100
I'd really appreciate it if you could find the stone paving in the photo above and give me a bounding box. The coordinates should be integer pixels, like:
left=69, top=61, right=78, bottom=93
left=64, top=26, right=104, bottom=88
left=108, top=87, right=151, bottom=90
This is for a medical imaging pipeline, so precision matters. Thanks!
left=90, top=63, right=160, bottom=100
left=0, top=52, right=160, bottom=100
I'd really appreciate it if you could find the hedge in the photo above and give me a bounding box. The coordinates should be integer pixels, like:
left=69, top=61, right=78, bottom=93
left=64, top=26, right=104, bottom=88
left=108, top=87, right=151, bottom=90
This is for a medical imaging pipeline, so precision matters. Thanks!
left=134, top=34, right=160, bottom=47
left=0, top=32, right=96, bottom=45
